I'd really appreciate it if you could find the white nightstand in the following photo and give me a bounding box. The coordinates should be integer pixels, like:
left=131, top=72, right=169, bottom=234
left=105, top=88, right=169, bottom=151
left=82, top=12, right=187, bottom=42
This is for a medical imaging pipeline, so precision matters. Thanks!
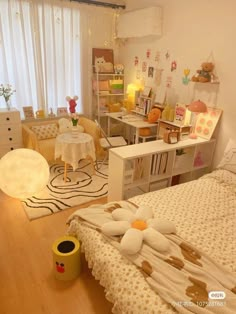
left=0, top=108, right=22, bottom=157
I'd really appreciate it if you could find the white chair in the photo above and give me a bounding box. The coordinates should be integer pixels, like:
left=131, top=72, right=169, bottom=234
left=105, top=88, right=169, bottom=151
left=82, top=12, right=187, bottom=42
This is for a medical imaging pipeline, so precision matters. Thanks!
left=95, top=119, right=127, bottom=168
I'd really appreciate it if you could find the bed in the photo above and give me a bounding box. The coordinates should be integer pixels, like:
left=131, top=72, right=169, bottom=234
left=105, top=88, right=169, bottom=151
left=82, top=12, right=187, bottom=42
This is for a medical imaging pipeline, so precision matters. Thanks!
left=66, top=141, right=236, bottom=314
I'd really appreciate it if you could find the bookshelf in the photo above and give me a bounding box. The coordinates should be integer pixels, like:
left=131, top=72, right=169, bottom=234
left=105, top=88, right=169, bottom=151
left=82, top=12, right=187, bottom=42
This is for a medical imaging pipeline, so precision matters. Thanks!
left=108, top=137, right=216, bottom=201
left=92, top=71, right=125, bottom=123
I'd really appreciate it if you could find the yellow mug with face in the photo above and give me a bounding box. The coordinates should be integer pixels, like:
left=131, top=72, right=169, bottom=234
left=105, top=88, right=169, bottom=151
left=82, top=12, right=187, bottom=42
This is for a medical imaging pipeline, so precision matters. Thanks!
left=36, top=110, right=45, bottom=119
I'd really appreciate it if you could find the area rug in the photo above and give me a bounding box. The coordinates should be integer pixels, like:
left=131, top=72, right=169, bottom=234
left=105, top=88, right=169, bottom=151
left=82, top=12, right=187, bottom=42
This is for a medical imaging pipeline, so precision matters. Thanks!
left=21, top=161, right=108, bottom=220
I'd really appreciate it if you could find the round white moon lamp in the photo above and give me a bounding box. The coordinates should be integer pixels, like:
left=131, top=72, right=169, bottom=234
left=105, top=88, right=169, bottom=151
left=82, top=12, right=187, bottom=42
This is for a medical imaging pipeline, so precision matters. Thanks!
left=0, top=148, right=49, bottom=199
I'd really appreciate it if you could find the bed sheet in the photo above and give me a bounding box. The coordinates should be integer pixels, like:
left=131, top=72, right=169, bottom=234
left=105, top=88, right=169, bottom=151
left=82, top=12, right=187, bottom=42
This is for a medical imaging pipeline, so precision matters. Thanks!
left=67, top=169, right=236, bottom=313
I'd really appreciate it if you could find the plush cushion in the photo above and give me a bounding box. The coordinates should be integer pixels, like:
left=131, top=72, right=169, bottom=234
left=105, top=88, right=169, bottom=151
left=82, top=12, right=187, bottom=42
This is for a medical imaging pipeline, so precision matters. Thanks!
left=31, top=123, right=59, bottom=140
left=217, top=138, right=236, bottom=174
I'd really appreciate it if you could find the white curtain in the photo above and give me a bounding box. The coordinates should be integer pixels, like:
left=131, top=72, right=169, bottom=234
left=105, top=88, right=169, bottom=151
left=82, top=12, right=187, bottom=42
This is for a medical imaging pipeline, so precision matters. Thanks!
left=0, top=0, right=81, bottom=117
left=0, top=0, right=118, bottom=118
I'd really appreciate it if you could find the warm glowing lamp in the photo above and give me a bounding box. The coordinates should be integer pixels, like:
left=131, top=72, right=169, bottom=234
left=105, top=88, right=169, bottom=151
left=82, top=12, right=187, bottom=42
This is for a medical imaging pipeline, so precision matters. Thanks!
left=126, top=83, right=140, bottom=111
left=187, top=100, right=207, bottom=139
left=0, top=148, right=49, bottom=199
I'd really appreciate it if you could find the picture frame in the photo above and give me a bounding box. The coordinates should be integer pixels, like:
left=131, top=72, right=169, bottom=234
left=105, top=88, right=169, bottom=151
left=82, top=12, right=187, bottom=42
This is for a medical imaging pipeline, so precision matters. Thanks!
left=92, top=48, right=114, bottom=73
left=142, top=86, right=152, bottom=97
left=57, top=107, right=68, bottom=117
left=23, top=106, right=35, bottom=120
left=195, top=107, right=223, bottom=140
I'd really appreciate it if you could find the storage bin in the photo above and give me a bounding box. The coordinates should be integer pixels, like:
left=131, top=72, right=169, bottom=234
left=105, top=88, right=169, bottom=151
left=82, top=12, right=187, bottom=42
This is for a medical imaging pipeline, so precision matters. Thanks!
left=52, top=235, right=81, bottom=280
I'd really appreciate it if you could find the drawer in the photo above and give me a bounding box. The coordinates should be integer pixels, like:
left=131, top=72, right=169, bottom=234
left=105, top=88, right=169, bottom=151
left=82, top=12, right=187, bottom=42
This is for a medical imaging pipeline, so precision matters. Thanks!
left=0, top=124, right=22, bottom=136
left=0, top=131, right=22, bottom=144
left=0, top=110, right=21, bottom=125
left=0, top=143, right=22, bottom=158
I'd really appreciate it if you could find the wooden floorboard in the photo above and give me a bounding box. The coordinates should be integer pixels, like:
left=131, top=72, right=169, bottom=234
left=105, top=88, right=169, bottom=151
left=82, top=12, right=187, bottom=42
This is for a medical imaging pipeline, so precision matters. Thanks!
left=0, top=191, right=113, bottom=314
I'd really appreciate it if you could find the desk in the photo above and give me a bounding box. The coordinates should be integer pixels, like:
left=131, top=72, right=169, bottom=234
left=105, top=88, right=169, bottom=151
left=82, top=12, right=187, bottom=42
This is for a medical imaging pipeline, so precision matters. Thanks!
left=55, top=132, right=96, bottom=181
left=106, top=112, right=158, bottom=144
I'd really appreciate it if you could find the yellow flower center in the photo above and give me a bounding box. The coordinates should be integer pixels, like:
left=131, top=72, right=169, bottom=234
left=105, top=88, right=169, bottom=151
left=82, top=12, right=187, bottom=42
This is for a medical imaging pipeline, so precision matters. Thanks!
left=131, top=220, right=147, bottom=231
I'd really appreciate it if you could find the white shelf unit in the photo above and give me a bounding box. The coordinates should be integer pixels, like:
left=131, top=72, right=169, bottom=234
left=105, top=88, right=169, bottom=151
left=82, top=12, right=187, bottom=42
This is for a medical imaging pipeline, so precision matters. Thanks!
left=108, top=137, right=216, bottom=201
left=92, top=72, right=125, bottom=123
left=133, top=93, right=155, bottom=117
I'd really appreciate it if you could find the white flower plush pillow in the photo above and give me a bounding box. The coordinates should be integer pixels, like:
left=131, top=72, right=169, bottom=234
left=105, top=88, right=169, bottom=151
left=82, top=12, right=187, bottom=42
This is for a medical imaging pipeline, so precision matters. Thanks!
left=217, top=139, right=236, bottom=174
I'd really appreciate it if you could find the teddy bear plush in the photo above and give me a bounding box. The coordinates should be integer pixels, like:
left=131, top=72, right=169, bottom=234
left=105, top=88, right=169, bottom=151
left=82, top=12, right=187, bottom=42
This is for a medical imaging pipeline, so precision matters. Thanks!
left=191, top=62, right=214, bottom=83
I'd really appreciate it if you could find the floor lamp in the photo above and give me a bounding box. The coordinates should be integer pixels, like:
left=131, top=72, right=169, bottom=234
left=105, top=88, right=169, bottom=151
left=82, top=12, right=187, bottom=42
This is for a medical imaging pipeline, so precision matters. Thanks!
left=188, top=100, right=207, bottom=139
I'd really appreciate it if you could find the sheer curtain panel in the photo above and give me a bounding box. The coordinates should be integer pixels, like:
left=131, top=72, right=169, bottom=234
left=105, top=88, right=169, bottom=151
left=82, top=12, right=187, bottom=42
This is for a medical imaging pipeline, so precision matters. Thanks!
left=0, top=0, right=81, bottom=117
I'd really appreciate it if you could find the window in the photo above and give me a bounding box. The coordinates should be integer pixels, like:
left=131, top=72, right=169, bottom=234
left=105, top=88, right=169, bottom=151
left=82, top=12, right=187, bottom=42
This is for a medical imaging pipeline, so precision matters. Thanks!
left=0, top=0, right=81, bottom=117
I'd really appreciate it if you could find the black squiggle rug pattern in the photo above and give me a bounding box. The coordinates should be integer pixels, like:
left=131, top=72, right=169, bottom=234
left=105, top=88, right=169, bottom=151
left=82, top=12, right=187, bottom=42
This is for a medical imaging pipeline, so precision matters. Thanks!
left=21, top=161, right=108, bottom=220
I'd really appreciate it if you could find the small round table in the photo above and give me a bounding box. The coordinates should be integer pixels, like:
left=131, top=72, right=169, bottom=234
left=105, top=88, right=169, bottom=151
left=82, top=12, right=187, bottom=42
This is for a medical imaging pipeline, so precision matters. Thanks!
left=55, top=132, right=96, bottom=181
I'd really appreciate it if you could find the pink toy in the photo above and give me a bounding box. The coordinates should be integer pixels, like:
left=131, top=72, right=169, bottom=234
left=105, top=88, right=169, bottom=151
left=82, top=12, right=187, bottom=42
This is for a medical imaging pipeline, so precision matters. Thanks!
left=66, top=95, right=78, bottom=113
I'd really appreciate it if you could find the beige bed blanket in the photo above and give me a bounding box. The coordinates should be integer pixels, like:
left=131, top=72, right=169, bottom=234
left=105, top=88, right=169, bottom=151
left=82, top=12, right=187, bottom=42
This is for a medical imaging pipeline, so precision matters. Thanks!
left=67, top=169, right=236, bottom=313
left=68, top=200, right=236, bottom=314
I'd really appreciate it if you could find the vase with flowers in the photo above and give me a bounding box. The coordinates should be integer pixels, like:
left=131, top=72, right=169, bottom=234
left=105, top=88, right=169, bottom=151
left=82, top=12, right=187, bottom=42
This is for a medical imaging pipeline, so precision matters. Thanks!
left=0, top=84, right=16, bottom=110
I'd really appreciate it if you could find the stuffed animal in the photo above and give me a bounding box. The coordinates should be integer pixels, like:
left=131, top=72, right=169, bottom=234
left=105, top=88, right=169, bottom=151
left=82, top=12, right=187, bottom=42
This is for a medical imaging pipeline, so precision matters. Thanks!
left=191, top=62, right=214, bottom=83
left=148, top=108, right=161, bottom=123
left=66, top=96, right=78, bottom=113
left=114, top=63, right=124, bottom=74
left=95, top=56, right=113, bottom=73
left=101, top=206, right=176, bottom=255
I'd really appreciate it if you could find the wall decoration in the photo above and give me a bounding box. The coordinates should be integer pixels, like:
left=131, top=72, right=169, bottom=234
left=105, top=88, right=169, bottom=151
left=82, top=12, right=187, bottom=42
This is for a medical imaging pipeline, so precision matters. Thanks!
left=146, top=49, right=151, bottom=59
left=171, top=60, right=177, bottom=72
left=142, top=62, right=147, bottom=72
left=182, top=68, right=191, bottom=85
left=195, top=107, right=222, bottom=139
left=165, top=51, right=170, bottom=59
left=148, top=66, right=154, bottom=78
left=92, top=48, right=114, bottom=73
left=134, top=56, right=139, bottom=66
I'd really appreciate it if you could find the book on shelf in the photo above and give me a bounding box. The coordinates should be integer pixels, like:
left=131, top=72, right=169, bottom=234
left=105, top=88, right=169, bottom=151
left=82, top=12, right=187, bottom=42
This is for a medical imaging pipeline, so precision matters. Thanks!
left=133, top=158, right=144, bottom=180
left=158, top=152, right=168, bottom=174
left=151, top=154, right=161, bottom=175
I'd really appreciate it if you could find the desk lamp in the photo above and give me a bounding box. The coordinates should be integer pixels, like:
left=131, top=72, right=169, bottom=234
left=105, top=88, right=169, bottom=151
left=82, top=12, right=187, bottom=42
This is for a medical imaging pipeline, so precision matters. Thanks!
left=188, top=100, right=207, bottom=139
left=0, top=148, right=49, bottom=200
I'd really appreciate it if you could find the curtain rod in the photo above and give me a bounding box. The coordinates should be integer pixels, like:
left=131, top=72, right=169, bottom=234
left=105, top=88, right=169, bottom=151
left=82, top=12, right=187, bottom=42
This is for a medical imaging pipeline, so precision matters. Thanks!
left=71, top=0, right=126, bottom=9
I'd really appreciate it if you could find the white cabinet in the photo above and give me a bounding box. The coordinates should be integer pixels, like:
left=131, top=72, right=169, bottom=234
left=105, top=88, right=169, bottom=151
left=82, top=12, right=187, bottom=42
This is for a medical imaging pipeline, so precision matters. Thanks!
left=108, top=137, right=216, bottom=201
left=92, top=72, right=125, bottom=123
left=0, top=108, right=22, bottom=157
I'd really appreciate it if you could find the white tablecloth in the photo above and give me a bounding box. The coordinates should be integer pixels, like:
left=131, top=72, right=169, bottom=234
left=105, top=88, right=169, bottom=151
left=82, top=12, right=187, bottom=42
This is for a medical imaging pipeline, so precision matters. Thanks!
left=55, top=132, right=96, bottom=170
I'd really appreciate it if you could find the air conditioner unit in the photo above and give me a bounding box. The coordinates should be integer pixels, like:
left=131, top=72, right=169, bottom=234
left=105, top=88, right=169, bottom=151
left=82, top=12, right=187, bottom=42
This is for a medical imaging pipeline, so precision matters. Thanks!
left=117, top=7, right=162, bottom=39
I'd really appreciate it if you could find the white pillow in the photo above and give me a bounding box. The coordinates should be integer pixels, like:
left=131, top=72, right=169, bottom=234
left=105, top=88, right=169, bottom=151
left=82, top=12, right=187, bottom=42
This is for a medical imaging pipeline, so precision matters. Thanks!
left=217, top=139, right=236, bottom=174
left=31, top=123, right=59, bottom=140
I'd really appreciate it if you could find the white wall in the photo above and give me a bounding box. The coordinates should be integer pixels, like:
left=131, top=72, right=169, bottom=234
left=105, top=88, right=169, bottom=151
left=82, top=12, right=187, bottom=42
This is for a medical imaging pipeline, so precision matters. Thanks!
left=119, top=0, right=236, bottom=167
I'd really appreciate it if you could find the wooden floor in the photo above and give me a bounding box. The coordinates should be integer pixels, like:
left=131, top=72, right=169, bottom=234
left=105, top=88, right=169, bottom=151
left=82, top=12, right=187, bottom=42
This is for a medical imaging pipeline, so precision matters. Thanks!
left=0, top=191, right=113, bottom=314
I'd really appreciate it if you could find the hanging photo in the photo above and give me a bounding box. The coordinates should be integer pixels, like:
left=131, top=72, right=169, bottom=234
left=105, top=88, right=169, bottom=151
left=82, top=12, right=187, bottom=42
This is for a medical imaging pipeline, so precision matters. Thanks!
left=134, top=56, right=139, bottom=66
left=148, top=67, right=154, bottom=78
left=92, top=48, right=114, bottom=73
left=142, top=62, right=147, bottom=72
left=146, top=49, right=151, bottom=59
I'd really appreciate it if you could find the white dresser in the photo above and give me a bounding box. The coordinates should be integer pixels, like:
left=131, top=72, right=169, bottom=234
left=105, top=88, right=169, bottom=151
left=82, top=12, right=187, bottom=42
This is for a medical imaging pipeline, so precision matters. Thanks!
left=0, top=108, right=22, bottom=158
